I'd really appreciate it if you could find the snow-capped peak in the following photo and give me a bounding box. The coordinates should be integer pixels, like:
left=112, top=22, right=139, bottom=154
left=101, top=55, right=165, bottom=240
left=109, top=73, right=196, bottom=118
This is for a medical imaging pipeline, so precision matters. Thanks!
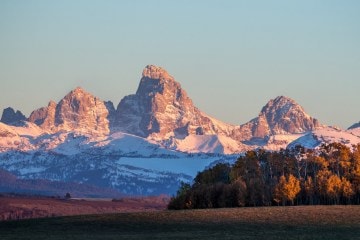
left=27, top=87, right=110, bottom=135
left=114, top=65, right=241, bottom=145
left=239, top=95, right=322, bottom=141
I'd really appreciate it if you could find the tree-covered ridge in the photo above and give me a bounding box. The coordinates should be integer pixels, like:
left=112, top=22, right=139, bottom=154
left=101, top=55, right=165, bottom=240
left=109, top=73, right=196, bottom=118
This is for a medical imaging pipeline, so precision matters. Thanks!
left=168, top=143, right=360, bottom=209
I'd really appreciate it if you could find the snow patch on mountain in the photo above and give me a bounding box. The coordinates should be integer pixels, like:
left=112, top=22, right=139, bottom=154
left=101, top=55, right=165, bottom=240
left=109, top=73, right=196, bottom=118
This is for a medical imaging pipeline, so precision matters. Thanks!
left=288, top=127, right=360, bottom=149
left=0, top=125, right=232, bottom=195
left=97, top=132, right=170, bottom=156
left=348, top=127, right=360, bottom=137
left=168, top=134, right=247, bottom=154
left=263, top=134, right=305, bottom=151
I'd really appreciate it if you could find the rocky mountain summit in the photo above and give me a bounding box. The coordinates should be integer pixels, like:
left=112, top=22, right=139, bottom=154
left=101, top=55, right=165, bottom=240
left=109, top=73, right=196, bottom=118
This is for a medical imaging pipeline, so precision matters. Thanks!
left=112, top=65, right=323, bottom=150
left=28, top=87, right=109, bottom=135
left=114, top=65, right=239, bottom=140
left=239, top=96, right=321, bottom=141
left=28, top=101, right=57, bottom=130
left=0, top=107, right=26, bottom=126
left=112, top=65, right=323, bottom=151
left=0, top=65, right=327, bottom=152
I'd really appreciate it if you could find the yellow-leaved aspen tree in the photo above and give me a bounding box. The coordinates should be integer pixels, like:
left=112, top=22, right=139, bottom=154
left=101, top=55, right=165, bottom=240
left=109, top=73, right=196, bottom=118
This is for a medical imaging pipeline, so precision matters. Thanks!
left=274, top=174, right=301, bottom=206
left=341, top=177, right=354, bottom=203
left=326, top=174, right=342, bottom=204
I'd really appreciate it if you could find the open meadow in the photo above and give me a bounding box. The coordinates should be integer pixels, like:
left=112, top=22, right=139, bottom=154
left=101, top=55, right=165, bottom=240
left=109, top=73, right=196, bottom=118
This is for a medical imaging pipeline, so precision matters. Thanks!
left=0, top=205, right=359, bottom=240
left=0, top=195, right=169, bottom=220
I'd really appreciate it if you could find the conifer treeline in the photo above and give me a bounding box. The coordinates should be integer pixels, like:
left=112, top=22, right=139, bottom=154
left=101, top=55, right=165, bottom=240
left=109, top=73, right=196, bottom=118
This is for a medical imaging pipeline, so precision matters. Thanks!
left=168, top=143, right=360, bottom=209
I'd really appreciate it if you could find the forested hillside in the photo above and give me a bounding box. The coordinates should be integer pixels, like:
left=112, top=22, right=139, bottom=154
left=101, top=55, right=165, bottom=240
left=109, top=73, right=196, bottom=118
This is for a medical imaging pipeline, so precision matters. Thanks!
left=169, top=143, right=360, bottom=209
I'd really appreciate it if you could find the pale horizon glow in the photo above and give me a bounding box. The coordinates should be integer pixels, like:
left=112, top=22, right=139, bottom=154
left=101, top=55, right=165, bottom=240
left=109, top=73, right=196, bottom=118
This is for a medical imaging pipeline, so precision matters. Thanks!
left=0, top=0, right=359, bottom=129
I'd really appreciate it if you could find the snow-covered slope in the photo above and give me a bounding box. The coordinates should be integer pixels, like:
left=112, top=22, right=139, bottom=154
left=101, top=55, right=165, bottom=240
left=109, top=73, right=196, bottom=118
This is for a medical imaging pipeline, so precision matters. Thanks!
left=165, top=134, right=249, bottom=154
left=0, top=122, right=44, bottom=152
left=263, top=134, right=306, bottom=151
left=4, top=121, right=358, bottom=195
left=0, top=168, right=123, bottom=198
left=348, top=127, right=360, bottom=137
left=288, top=127, right=360, bottom=149
left=0, top=126, right=229, bottom=195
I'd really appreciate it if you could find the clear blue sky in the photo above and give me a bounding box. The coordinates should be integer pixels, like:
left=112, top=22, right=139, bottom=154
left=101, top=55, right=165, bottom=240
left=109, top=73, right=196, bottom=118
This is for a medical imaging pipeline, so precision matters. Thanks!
left=1, top=0, right=359, bottom=129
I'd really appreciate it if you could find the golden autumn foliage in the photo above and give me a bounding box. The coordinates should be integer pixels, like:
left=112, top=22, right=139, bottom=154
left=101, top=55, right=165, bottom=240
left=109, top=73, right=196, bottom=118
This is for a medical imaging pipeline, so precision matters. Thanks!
left=316, top=170, right=331, bottom=197
left=326, top=174, right=342, bottom=201
left=341, top=177, right=354, bottom=199
left=169, top=143, right=360, bottom=209
left=274, top=174, right=301, bottom=205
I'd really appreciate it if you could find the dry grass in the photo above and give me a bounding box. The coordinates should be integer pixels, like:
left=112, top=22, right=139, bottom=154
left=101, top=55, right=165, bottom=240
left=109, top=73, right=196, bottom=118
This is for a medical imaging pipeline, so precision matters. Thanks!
left=0, top=195, right=169, bottom=220
left=1, top=205, right=360, bottom=239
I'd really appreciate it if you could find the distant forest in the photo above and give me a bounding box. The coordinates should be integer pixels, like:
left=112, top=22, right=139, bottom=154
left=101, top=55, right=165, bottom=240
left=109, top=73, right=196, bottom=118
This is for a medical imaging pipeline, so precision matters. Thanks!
left=168, top=143, right=360, bottom=209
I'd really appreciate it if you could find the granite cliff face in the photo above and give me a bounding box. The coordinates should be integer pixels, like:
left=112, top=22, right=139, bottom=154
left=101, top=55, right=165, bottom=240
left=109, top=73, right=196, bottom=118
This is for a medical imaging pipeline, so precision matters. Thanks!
left=104, top=100, right=116, bottom=128
left=28, top=87, right=109, bottom=135
left=240, top=96, right=321, bottom=141
left=28, top=101, right=57, bottom=130
left=114, top=65, right=238, bottom=140
left=54, top=87, right=109, bottom=134
left=113, top=65, right=321, bottom=146
left=1, top=65, right=324, bottom=152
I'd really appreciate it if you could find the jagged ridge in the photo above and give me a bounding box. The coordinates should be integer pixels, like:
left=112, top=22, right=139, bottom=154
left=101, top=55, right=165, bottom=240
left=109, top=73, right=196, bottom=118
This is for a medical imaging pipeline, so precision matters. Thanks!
left=239, top=96, right=321, bottom=141
left=0, top=107, right=26, bottom=126
left=1, top=64, right=359, bottom=196
left=1, top=64, right=326, bottom=153
left=27, top=87, right=110, bottom=135
left=114, top=65, right=240, bottom=141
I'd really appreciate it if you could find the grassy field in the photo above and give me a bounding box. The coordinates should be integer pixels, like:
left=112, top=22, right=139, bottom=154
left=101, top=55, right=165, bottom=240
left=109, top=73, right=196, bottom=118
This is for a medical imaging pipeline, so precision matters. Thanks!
left=0, top=195, right=169, bottom=220
left=0, top=205, right=359, bottom=240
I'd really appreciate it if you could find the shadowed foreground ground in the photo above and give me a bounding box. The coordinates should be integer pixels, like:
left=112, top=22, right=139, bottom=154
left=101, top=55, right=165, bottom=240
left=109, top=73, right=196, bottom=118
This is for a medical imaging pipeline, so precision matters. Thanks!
left=0, top=195, right=169, bottom=220
left=0, top=205, right=359, bottom=240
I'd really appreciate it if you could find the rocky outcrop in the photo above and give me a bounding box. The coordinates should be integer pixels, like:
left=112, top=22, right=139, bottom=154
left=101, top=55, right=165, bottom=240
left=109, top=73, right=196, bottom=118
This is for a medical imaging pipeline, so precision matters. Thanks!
left=28, top=101, right=56, bottom=130
left=0, top=107, right=26, bottom=126
left=29, top=88, right=109, bottom=135
left=114, top=65, right=238, bottom=140
left=104, top=101, right=116, bottom=129
left=348, top=122, right=360, bottom=130
left=240, top=96, right=321, bottom=141
left=2, top=65, right=325, bottom=153
left=113, top=65, right=322, bottom=145
left=54, top=87, right=109, bottom=134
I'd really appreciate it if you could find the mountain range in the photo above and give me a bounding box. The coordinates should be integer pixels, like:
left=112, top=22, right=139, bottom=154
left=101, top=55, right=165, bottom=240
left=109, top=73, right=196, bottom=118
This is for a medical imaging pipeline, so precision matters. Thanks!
left=1, top=65, right=359, bottom=195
